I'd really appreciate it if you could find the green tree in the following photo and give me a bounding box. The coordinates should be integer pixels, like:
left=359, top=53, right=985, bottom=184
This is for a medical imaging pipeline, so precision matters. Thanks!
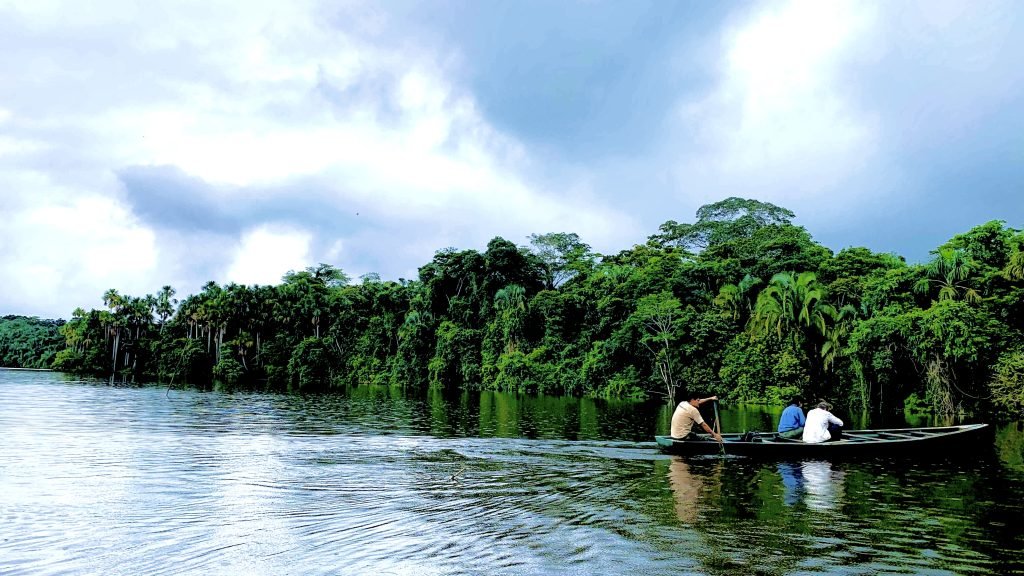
left=990, top=348, right=1024, bottom=416
left=288, top=337, right=335, bottom=392
left=527, top=232, right=594, bottom=289
left=649, top=197, right=795, bottom=252
left=913, top=248, right=981, bottom=304
left=713, top=274, right=762, bottom=323
left=633, top=291, right=682, bottom=404
left=429, top=320, right=481, bottom=389
left=493, top=284, right=527, bottom=354
left=155, top=285, right=178, bottom=330
left=749, top=272, right=833, bottom=347
left=1004, top=234, right=1024, bottom=281
left=36, top=196, right=1024, bottom=415
left=102, top=288, right=125, bottom=377
left=0, top=316, right=65, bottom=368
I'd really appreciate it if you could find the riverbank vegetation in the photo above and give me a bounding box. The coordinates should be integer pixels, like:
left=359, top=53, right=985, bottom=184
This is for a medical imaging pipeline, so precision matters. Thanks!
left=40, top=198, right=1024, bottom=415
left=0, top=316, right=65, bottom=369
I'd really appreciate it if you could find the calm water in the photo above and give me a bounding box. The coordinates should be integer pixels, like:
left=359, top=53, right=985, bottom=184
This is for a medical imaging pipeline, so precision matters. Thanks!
left=2, top=369, right=1023, bottom=575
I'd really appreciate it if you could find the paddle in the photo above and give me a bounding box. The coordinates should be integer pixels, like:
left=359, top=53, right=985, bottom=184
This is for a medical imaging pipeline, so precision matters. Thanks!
left=713, top=399, right=725, bottom=456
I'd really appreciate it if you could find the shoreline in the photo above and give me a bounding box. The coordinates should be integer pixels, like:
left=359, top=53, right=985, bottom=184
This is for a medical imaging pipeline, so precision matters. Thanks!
left=0, top=367, right=55, bottom=372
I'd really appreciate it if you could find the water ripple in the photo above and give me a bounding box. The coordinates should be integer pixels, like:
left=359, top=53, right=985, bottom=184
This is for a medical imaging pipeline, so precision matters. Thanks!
left=1, top=370, right=1022, bottom=575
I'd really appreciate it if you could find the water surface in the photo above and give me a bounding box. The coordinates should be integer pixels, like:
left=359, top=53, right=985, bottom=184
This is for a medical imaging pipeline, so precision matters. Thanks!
left=1, top=369, right=1022, bottom=575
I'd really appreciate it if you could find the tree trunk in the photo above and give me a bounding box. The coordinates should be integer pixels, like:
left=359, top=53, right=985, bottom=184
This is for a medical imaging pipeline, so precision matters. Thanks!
left=661, top=337, right=675, bottom=405
left=111, top=331, right=120, bottom=377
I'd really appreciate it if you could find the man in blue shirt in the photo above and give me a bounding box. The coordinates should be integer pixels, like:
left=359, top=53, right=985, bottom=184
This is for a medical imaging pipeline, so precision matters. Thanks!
left=777, top=395, right=806, bottom=439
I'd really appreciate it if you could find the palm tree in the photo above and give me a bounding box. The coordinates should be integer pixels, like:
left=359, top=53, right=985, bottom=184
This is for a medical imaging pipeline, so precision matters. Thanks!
left=155, top=285, right=178, bottom=330
left=713, top=274, right=762, bottom=322
left=101, top=289, right=125, bottom=376
left=123, top=296, right=153, bottom=377
left=494, top=284, right=527, bottom=353
left=61, top=308, right=89, bottom=354
left=197, top=281, right=224, bottom=357
left=913, top=248, right=981, bottom=303
left=750, top=271, right=834, bottom=346
left=1004, top=248, right=1024, bottom=281
left=821, top=304, right=857, bottom=372
left=749, top=271, right=849, bottom=379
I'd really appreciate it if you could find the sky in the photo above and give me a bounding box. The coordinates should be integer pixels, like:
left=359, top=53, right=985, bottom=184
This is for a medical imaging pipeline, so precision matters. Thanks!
left=1, top=0, right=1022, bottom=319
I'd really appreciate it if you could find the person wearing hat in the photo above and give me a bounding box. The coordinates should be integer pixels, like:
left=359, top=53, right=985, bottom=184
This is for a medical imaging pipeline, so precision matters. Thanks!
left=670, top=392, right=723, bottom=442
left=802, top=400, right=843, bottom=443
left=777, top=395, right=806, bottom=439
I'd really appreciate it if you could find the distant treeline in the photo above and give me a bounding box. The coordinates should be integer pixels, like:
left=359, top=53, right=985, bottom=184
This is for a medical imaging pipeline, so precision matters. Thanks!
left=0, top=315, right=65, bottom=369
left=40, top=197, right=1024, bottom=415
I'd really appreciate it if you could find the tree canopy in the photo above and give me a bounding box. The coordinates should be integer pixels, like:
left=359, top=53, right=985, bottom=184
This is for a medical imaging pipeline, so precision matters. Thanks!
left=22, top=202, right=1024, bottom=418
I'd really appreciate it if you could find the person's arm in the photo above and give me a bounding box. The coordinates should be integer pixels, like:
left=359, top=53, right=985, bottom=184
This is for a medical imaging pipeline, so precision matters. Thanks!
left=696, top=396, right=721, bottom=441
left=700, top=421, right=723, bottom=442
left=827, top=413, right=844, bottom=427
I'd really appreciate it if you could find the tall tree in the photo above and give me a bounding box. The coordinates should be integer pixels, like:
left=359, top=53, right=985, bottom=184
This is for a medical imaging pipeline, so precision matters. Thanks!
left=155, top=285, right=178, bottom=329
left=527, top=232, right=594, bottom=289
left=913, top=248, right=981, bottom=304
left=649, top=197, right=795, bottom=251
left=493, top=284, right=527, bottom=354
left=633, top=291, right=682, bottom=404
left=713, top=274, right=762, bottom=323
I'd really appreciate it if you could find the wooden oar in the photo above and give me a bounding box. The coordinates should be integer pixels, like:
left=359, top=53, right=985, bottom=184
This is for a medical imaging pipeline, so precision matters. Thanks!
left=713, top=399, right=724, bottom=455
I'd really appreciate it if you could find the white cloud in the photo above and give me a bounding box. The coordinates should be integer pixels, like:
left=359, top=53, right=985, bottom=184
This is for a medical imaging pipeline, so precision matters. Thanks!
left=225, top=225, right=312, bottom=286
left=0, top=187, right=157, bottom=317
left=0, top=0, right=627, bottom=317
left=1, top=0, right=1020, bottom=320
left=674, top=0, right=883, bottom=212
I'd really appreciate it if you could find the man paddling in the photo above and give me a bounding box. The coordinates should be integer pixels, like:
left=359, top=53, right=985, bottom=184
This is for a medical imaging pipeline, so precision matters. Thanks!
left=670, top=393, right=723, bottom=442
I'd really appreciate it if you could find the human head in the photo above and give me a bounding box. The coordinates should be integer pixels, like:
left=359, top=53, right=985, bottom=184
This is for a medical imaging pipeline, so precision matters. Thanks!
left=789, top=395, right=803, bottom=406
left=817, top=400, right=832, bottom=411
left=686, top=391, right=702, bottom=406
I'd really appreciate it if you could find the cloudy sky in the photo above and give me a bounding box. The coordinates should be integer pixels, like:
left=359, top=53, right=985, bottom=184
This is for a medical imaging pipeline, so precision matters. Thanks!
left=2, top=0, right=1022, bottom=319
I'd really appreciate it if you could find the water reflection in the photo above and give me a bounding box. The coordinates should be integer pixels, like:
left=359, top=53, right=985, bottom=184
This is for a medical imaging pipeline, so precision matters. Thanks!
left=666, top=457, right=723, bottom=524
left=778, top=462, right=804, bottom=507
left=3, top=370, right=1024, bottom=576
left=778, top=461, right=846, bottom=510
left=668, top=458, right=702, bottom=523
left=802, top=461, right=845, bottom=511
left=996, top=420, right=1024, bottom=474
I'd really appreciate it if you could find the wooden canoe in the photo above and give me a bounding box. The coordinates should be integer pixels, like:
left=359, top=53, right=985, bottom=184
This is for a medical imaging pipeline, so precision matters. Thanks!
left=655, top=424, right=989, bottom=457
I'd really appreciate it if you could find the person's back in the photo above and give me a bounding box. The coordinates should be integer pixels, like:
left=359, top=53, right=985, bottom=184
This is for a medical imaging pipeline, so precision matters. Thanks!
left=777, top=396, right=805, bottom=439
left=670, top=401, right=703, bottom=438
left=802, top=401, right=843, bottom=443
left=670, top=394, right=723, bottom=442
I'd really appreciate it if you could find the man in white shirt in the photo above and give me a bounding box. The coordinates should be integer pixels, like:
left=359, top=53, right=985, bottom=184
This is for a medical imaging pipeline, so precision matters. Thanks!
left=802, top=401, right=844, bottom=443
left=670, top=393, right=723, bottom=442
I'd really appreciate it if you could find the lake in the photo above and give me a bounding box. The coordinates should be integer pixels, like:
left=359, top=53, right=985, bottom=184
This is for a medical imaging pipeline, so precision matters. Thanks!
left=2, top=368, right=1023, bottom=575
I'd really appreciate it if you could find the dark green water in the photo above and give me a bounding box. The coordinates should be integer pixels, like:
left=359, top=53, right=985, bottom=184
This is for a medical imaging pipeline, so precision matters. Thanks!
left=2, top=368, right=1022, bottom=575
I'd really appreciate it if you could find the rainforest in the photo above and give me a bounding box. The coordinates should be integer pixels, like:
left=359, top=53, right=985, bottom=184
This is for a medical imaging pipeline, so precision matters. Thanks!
left=8, top=198, right=1024, bottom=416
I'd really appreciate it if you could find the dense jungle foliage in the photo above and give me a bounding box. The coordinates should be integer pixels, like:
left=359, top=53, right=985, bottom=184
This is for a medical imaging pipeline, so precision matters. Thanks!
left=44, top=198, right=1024, bottom=415
left=0, top=316, right=65, bottom=368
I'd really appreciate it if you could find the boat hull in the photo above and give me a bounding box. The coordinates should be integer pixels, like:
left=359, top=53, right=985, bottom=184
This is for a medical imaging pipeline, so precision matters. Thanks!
left=655, top=424, right=989, bottom=458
